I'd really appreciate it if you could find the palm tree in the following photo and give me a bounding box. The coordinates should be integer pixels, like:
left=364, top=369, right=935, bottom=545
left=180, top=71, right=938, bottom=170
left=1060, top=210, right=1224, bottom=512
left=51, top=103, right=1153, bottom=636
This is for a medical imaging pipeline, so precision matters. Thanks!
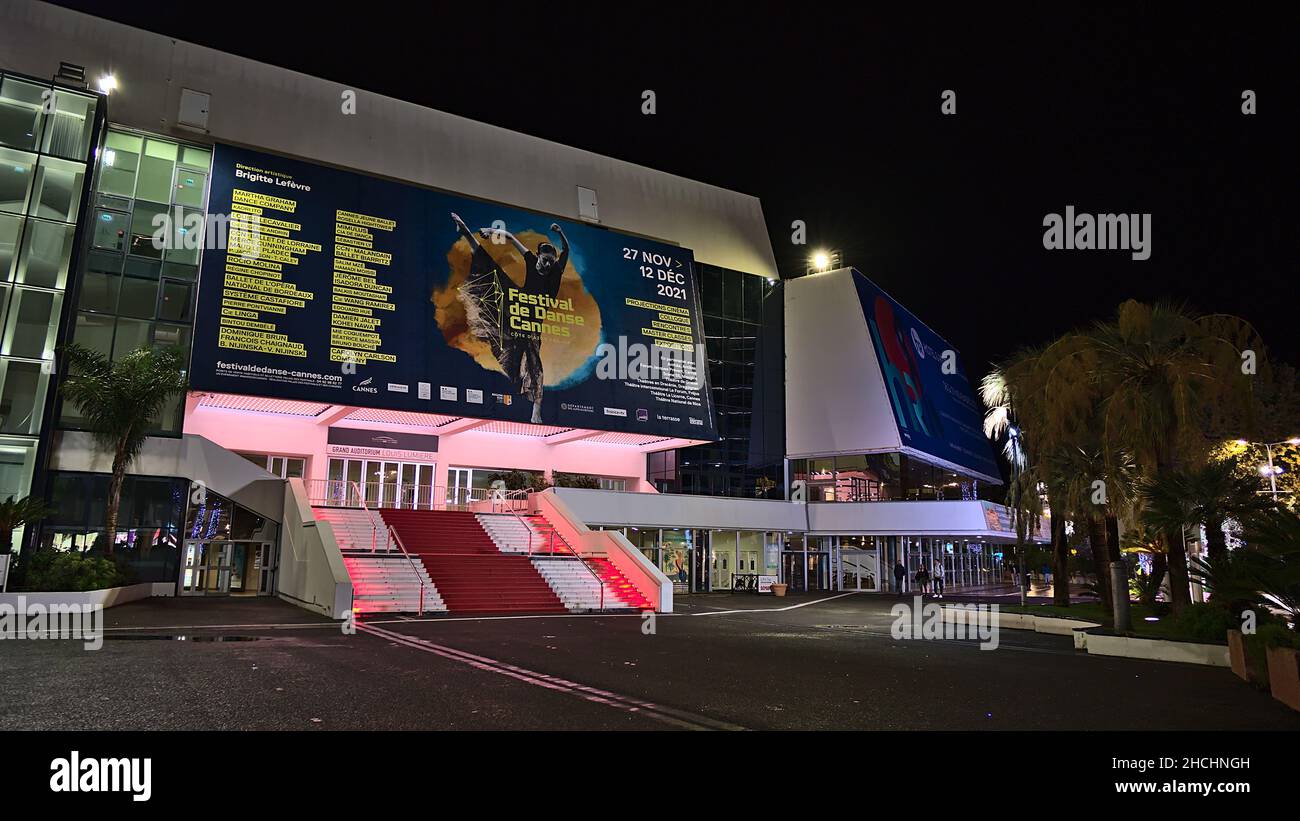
left=1044, top=444, right=1137, bottom=610
left=0, top=494, right=52, bottom=554
left=1079, top=301, right=1263, bottom=615
left=1236, top=507, right=1300, bottom=629
left=59, top=344, right=188, bottom=556
left=985, top=338, right=1104, bottom=607
left=1140, top=457, right=1267, bottom=566
left=1122, top=522, right=1167, bottom=607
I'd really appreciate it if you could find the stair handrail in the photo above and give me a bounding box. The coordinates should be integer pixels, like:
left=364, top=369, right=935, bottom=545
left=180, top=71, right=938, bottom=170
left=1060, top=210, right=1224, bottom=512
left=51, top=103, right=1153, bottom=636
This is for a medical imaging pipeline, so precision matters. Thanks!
left=350, top=480, right=385, bottom=553
left=492, top=493, right=607, bottom=610
left=385, top=523, right=428, bottom=616
left=528, top=509, right=605, bottom=611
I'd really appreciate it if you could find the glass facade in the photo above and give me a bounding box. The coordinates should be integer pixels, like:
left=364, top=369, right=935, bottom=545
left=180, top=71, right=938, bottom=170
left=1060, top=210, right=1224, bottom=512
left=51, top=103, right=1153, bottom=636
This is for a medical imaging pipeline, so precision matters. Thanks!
left=38, top=471, right=188, bottom=582
left=790, top=452, right=1000, bottom=502
left=0, top=70, right=100, bottom=550
left=61, top=127, right=212, bottom=434
left=648, top=264, right=785, bottom=498
left=596, top=525, right=784, bottom=593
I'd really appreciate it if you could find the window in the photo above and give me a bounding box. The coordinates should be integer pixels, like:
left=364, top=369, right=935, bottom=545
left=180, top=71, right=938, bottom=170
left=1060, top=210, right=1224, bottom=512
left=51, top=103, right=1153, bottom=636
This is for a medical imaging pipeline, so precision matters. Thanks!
left=99, top=131, right=142, bottom=197
left=241, top=453, right=307, bottom=480
left=0, top=71, right=97, bottom=506
left=14, top=219, right=74, bottom=288
left=3, top=287, right=59, bottom=359
left=28, top=155, right=85, bottom=222
left=64, top=127, right=211, bottom=436
left=0, top=213, right=21, bottom=279
left=91, top=208, right=129, bottom=252
left=0, top=359, right=47, bottom=434
left=0, top=147, right=36, bottom=214
left=41, top=90, right=94, bottom=159
left=0, top=77, right=46, bottom=152
left=135, top=138, right=177, bottom=204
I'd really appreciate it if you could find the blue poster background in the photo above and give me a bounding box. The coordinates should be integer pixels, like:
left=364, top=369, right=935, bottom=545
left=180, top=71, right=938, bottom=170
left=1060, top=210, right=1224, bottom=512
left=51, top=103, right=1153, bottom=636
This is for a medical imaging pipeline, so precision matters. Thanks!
left=190, top=144, right=715, bottom=440
left=853, top=273, right=999, bottom=479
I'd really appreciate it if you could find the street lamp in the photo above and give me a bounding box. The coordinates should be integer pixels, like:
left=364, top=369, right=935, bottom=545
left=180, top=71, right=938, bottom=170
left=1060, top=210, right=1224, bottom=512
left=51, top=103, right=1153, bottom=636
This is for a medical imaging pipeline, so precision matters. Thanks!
left=806, top=249, right=841, bottom=275
left=1234, top=438, right=1298, bottom=504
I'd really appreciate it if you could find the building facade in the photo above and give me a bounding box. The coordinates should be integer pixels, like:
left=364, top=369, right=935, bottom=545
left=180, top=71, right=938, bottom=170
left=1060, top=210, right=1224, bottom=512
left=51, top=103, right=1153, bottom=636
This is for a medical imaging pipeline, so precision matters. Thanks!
left=0, top=2, right=1044, bottom=608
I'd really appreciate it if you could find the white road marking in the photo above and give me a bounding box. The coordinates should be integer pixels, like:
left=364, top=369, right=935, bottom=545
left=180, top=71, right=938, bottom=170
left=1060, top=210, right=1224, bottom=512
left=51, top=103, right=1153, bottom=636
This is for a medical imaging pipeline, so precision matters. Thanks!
left=357, top=622, right=744, bottom=730
left=690, top=592, right=862, bottom=616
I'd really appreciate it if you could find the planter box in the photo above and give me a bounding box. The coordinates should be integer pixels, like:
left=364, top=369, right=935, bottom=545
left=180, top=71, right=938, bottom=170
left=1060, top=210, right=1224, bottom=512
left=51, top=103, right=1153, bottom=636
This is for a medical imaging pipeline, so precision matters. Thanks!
left=0, top=582, right=155, bottom=610
left=1084, top=632, right=1229, bottom=667
left=1227, top=629, right=1252, bottom=682
left=1266, top=646, right=1300, bottom=711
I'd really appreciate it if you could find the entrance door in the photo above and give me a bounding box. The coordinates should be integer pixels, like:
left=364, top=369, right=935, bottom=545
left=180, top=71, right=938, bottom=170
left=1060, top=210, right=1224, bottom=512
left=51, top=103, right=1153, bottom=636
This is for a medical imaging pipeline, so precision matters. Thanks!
left=712, top=545, right=732, bottom=591
left=448, top=468, right=471, bottom=506
left=180, top=541, right=245, bottom=595
left=257, top=542, right=277, bottom=594
left=181, top=540, right=230, bottom=594
left=781, top=552, right=805, bottom=592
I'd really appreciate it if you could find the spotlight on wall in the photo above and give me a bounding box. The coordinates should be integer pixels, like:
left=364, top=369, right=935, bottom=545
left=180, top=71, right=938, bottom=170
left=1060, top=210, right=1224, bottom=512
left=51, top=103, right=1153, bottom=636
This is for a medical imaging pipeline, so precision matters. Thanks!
left=96, top=74, right=118, bottom=95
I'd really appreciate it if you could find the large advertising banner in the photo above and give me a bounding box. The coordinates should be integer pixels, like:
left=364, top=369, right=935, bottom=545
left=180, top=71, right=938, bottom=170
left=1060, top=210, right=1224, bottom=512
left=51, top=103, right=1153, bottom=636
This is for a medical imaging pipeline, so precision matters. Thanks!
left=190, top=144, right=715, bottom=440
left=852, top=273, right=999, bottom=480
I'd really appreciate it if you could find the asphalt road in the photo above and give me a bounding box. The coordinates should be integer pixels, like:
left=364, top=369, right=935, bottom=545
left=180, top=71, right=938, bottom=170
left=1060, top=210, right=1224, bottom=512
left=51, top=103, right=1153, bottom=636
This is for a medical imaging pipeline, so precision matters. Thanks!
left=2, top=593, right=1297, bottom=731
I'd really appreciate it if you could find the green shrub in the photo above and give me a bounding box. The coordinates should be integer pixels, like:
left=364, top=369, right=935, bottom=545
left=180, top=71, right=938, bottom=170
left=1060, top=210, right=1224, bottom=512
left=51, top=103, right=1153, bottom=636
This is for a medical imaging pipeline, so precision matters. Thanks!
left=18, top=551, right=124, bottom=592
left=1170, top=602, right=1237, bottom=643
left=1258, top=620, right=1300, bottom=650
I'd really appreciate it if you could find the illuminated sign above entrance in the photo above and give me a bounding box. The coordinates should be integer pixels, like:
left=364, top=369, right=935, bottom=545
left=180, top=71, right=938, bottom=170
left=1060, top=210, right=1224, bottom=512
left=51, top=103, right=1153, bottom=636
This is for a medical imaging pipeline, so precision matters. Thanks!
left=326, top=427, right=439, bottom=461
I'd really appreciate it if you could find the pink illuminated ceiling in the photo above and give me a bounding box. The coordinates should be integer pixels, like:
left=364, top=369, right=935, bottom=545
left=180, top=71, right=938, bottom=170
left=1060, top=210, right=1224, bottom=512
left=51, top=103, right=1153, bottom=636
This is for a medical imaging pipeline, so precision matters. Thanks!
left=190, top=392, right=700, bottom=450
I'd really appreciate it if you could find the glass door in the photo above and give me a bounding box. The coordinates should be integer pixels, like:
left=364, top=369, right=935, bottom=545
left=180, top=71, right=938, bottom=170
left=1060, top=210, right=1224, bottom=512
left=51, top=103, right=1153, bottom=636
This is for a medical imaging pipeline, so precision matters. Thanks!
left=448, top=468, right=471, bottom=506
left=257, top=542, right=277, bottom=594
left=180, top=540, right=236, bottom=595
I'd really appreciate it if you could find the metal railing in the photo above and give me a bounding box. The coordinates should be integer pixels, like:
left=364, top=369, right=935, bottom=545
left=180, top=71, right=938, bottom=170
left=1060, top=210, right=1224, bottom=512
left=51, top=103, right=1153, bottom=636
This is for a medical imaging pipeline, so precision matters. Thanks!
left=515, top=501, right=604, bottom=610
left=308, top=480, right=506, bottom=511
left=350, top=480, right=384, bottom=552
left=385, top=523, right=429, bottom=616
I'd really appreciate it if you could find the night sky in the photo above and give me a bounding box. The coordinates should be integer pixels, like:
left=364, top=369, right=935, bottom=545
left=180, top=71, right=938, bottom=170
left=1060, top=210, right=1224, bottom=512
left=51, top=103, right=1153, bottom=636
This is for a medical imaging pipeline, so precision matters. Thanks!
left=54, top=2, right=1299, bottom=381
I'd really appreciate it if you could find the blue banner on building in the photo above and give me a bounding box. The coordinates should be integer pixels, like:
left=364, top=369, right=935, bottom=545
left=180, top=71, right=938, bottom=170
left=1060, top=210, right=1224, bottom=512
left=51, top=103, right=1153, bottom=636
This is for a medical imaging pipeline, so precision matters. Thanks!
left=190, top=144, right=715, bottom=440
left=853, top=273, right=999, bottom=479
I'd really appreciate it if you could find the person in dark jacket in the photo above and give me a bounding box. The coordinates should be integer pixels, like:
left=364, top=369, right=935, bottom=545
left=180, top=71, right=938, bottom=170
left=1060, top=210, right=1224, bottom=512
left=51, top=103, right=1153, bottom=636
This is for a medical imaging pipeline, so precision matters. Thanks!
left=893, top=560, right=907, bottom=595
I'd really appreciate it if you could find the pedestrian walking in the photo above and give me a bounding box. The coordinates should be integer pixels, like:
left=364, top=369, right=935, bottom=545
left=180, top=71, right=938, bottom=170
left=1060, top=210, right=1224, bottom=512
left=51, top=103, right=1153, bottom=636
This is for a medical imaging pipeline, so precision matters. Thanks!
left=893, top=560, right=907, bottom=595
left=932, top=561, right=945, bottom=598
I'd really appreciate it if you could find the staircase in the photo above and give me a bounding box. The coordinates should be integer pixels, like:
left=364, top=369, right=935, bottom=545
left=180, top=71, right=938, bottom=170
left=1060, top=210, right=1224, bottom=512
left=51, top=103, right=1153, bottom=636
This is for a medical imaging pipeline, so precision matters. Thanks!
left=315, top=507, right=387, bottom=552
left=380, top=509, right=567, bottom=614
left=476, top=511, right=653, bottom=611
left=588, top=557, right=655, bottom=610
left=315, top=506, right=444, bottom=614
left=342, top=555, right=446, bottom=613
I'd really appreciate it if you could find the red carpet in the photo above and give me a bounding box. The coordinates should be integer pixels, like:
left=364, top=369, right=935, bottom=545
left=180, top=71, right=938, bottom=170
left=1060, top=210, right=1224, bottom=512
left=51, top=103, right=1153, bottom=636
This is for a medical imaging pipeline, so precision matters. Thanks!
left=379, top=509, right=566, bottom=614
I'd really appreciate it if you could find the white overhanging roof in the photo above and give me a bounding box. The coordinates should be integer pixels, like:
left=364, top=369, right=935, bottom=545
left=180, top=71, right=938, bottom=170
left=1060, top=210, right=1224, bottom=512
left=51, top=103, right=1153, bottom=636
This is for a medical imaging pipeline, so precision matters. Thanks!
left=188, top=392, right=698, bottom=452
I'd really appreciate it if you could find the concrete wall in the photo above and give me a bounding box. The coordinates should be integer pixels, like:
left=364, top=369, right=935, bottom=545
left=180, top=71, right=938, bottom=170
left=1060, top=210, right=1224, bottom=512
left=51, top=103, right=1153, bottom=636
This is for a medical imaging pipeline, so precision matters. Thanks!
left=554, top=487, right=807, bottom=531
left=0, top=0, right=777, bottom=279
left=50, top=431, right=286, bottom=521
left=784, top=268, right=902, bottom=459
left=277, top=478, right=351, bottom=619
left=552, top=487, right=1050, bottom=541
